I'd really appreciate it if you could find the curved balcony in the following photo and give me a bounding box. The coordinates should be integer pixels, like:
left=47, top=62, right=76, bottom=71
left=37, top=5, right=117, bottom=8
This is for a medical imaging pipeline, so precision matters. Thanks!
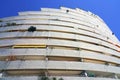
left=0, top=49, right=120, bottom=64
left=0, top=61, right=120, bottom=74
left=0, top=39, right=120, bottom=57
left=1, top=76, right=119, bottom=80
left=0, top=31, right=118, bottom=51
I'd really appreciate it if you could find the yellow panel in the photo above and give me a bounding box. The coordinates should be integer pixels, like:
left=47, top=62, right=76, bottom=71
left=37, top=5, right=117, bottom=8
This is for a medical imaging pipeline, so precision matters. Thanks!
left=12, top=44, right=46, bottom=48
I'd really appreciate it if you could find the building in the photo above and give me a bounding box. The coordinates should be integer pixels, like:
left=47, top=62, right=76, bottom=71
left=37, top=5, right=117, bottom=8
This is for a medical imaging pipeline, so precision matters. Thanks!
left=0, top=7, right=120, bottom=80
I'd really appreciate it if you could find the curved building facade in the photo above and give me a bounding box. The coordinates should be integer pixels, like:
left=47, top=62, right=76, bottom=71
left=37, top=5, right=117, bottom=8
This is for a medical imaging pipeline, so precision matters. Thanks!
left=0, top=7, right=120, bottom=80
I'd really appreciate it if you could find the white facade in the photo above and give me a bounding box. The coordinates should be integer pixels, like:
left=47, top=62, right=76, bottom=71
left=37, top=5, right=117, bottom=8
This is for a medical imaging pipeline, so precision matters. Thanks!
left=0, top=7, right=120, bottom=80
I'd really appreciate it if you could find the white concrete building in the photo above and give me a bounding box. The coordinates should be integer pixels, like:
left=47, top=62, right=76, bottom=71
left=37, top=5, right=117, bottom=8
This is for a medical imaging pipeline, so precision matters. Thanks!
left=0, top=7, right=120, bottom=80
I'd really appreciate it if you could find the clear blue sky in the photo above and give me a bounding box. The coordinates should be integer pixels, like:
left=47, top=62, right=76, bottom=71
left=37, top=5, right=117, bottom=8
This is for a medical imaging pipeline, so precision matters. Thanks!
left=0, top=0, right=120, bottom=40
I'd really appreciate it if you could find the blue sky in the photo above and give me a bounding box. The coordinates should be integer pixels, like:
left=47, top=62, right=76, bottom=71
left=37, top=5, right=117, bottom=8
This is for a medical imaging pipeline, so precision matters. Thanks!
left=0, top=0, right=120, bottom=40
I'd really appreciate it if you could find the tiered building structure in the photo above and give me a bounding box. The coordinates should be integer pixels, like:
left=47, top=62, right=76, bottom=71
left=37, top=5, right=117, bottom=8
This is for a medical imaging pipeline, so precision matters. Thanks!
left=0, top=7, right=120, bottom=80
